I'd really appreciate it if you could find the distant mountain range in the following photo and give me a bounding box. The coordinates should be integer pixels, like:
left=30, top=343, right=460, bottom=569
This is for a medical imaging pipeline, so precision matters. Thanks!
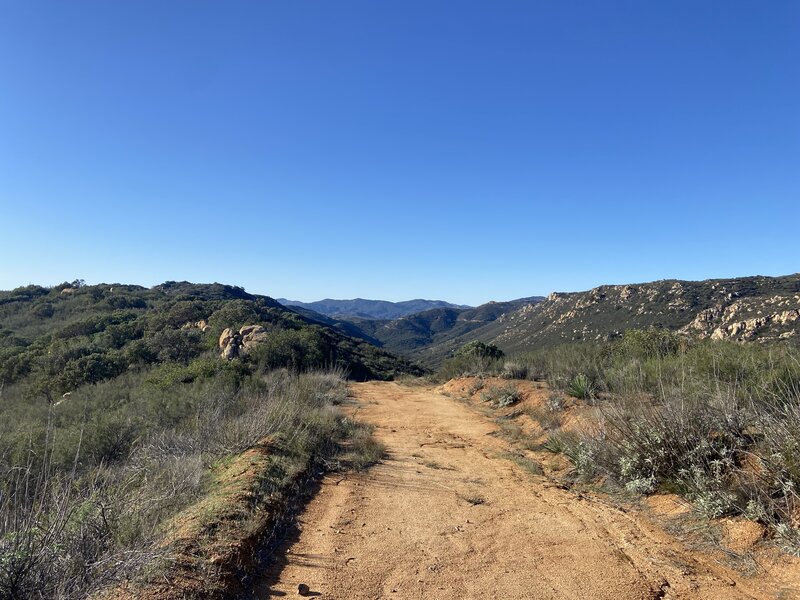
left=284, top=296, right=546, bottom=362
left=277, top=298, right=472, bottom=320
left=284, top=275, right=800, bottom=368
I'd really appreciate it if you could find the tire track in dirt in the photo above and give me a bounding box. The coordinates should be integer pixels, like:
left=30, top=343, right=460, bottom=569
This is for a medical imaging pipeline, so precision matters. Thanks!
left=255, top=382, right=795, bottom=599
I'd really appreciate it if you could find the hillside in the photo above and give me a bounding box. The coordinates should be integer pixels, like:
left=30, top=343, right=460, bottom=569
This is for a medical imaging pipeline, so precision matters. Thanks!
left=277, top=297, right=471, bottom=320
left=0, top=280, right=424, bottom=598
left=0, top=280, right=423, bottom=394
left=417, top=274, right=800, bottom=362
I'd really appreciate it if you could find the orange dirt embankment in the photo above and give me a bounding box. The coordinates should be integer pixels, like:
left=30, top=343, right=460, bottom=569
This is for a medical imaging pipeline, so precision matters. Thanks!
left=259, top=380, right=800, bottom=600
left=102, top=438, right=290, bottom=600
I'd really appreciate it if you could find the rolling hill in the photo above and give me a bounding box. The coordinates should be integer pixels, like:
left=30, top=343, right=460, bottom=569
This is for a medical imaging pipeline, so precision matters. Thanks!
left=0, top=281, right=424, bottom=394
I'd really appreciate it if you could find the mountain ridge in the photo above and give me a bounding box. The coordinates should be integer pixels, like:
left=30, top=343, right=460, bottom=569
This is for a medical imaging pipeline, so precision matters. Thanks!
left=415, top=273, right=800, bottom=363
left=277, top=297, right=472, bottom=320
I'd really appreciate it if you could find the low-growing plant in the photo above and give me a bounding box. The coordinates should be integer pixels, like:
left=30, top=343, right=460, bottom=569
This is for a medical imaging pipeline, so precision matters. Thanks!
left=462, top=494, right=486, bottom=506
left=541, top=430, right=581, bottom=456
left=518, top=334, right=800, bottom=553
left=508, top=454, right=544, bottom=476
left=480, top=384, right=521, bottom=408
left=0, top=368, right=374, bottom=597
left=467, top=376, right=486, bottom=396
left=567, top=373, right=596, bottom=401
left=547, top=392, right=566, bottom=412
left=564, top=439, right=600, bottom=481
left=527, top=406, right=561, bottom=431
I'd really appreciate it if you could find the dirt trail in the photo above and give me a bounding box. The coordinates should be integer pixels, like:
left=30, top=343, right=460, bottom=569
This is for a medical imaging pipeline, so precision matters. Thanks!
left=259, top=382, right=797, bottom=599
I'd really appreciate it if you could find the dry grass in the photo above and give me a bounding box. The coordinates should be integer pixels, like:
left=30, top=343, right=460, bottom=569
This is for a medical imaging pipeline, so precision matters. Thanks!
left=0, top=368, right=383, bottom=599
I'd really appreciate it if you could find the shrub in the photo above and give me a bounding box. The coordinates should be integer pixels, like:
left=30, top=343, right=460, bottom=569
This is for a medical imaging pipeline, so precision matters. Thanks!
left=501, top=361, right=528, bottom=379
left=612, top=327, right=683, bottom=360
left=527, top=405, right=561, bottom=431
left=480, top=384, right=521, bottom=408
left=455, top=341, right=504, bottom=360
left=516, top=335, right=800, bottom=552
left=438, top=342, right=505, bottom=379
left=546, top=392, right=565, bottom=412
left=146, top=329, right=204, bottom=363
left=0, top=368, right=367, bottom=597
left=249, top=327, right=333, bottom=373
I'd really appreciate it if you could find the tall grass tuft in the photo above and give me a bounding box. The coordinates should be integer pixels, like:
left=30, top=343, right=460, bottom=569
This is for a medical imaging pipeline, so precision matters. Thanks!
left=0, top=367, right=364, bottom=598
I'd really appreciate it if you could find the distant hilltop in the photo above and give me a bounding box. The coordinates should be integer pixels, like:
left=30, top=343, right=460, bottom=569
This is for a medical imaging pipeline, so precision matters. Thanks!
left=277, top=298, right=472, bottom=320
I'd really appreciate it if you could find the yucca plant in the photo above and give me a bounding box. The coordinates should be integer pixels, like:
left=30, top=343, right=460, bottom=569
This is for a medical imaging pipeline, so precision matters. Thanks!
left=568, top=373, right=595, bottom=401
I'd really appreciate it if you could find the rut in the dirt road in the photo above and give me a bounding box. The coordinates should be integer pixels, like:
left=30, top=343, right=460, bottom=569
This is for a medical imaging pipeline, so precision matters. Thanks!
left=256, top=382, right=794, bottom=600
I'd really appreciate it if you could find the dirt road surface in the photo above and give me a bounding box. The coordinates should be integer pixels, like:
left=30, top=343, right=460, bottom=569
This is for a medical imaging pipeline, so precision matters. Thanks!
left=258, top=381, right=798, bottom=599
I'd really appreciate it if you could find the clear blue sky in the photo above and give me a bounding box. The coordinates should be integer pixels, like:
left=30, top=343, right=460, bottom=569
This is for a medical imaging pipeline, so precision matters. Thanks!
left=1, top=1, right=798, bottom=305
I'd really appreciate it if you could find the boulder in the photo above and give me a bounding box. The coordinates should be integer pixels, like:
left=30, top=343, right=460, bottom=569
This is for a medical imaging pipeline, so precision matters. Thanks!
left=242, top=331, right=269, bottom=352
left=219, top=328, right=234, bottom=349
left=221, top=343, right=239, bottom=360
left=220, top=324, right=269, bottom=359
left=240, top=324, right=266, bottom=337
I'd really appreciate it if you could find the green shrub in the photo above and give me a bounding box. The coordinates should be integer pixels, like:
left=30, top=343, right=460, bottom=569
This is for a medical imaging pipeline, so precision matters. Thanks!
left=249, top=327, right=332, bottom=373
left=438, top=342, right=505, bottom=379
left=455, top=341, right=504, bottom=360
left=567, top=373, right=595, bottom=400
left=514, top=334, right=800, bottom=552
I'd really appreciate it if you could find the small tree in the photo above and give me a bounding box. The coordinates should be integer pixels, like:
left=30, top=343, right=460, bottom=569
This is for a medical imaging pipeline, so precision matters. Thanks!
left=454, top=341, right=504, bottom=361
left=440, top=341, right=505, bottom=379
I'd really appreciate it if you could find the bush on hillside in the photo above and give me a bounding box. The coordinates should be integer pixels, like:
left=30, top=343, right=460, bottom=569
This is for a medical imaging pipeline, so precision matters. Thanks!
left=513, top=332, right=800, bottom=551
left=438, top=341, right=505, bottom=379
left=455, top=340, right=504, bottom=360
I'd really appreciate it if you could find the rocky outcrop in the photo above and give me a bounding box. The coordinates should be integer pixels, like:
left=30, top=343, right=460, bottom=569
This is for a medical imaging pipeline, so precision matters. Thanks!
left=681, top=295, right=800, bottom=342
left=219, top=325, right=270, bottom=359
left=708, top=309, right=800, bottom=341
left=478, top=275, right=800, bottom=353
left=182, top=319, right=211, bottom=332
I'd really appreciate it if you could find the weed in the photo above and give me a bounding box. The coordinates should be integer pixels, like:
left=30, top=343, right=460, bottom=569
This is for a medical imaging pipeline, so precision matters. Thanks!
left=467, top=377, right=486, bottom=396
left=507, top=454, right=544, bottom=476
left=547, top=392, right=566, bottom=412
left=527, top=406, right=561, bottom=431
left=462, top=494, right=486, bottom=506
left=542, top=430, right=579, bottom=454
left=480, top=384, right=522, bottom=408
left=501, top=362, right=528, bottom=380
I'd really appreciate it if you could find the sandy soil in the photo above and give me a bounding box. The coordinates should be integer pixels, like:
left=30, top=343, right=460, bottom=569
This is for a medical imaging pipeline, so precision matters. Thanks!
left=257, top=381, right=800, bottom=599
